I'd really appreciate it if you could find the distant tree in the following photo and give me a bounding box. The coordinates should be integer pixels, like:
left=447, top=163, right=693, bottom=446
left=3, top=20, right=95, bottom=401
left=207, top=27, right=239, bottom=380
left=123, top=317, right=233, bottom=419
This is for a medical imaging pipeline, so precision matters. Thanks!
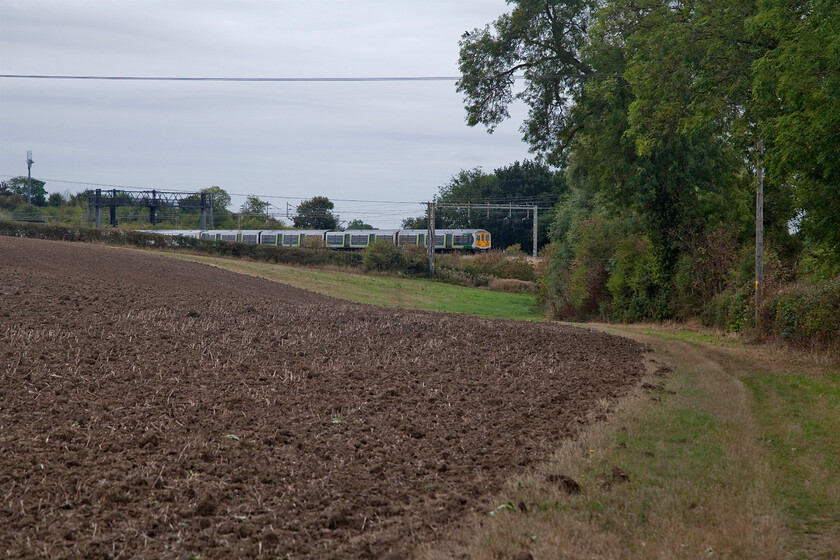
left=202, top=186, right=232, bottom=221
left=346, top=219, right=374, bottom=230
left=47, top=192, right=64, bottom=207
left=401, top=216, right=427, bottom=229
left=73, top=189, right=95, bottom=207
left=6, top=176, right=47, bottom=206
left=293, top=196, right=339, bottom=229
left=237, top=195, right=284, bottom=228
left=241, top=195, right=271, bottom=217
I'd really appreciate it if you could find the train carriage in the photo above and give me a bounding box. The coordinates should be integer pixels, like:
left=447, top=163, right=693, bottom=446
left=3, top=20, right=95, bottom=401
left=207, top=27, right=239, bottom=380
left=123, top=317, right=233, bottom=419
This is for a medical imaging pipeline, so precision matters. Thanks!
left=145, top=230, right=202, bottom=239
left=142, top=227, right=491, bottom=251
left=325, top=229, right=399, bottom=249
left=259, top=230, right=328, bottom=247
left=197, top=230, right=263, bottom=243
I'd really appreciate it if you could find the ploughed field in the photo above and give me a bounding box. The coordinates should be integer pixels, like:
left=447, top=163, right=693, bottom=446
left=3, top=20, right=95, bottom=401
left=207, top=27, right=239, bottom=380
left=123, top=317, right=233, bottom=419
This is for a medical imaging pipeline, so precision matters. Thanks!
left=0, top=237, right=645, bottom=559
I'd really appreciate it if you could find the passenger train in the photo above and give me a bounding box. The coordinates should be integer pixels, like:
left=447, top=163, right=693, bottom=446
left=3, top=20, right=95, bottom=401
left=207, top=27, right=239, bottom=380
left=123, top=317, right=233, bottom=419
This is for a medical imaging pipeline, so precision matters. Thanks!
left=143, top=228, right=492, bottom=251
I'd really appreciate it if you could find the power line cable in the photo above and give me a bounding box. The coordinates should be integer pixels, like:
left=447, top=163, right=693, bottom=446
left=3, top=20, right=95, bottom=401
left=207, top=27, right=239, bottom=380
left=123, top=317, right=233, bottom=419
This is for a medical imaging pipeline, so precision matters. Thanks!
left=0, top=74, right=525, bottom=83
left=0, top=174, right=427, bottom=205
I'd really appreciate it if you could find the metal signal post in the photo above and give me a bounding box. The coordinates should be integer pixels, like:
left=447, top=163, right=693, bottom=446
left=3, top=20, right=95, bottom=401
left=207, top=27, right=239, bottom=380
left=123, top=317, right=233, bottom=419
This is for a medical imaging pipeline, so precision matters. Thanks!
left=26, top=151, right=34, bottom=204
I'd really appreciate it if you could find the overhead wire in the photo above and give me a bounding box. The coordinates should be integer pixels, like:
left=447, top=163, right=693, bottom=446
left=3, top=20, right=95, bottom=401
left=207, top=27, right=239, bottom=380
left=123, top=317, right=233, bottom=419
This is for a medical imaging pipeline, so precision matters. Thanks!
left=0, top=73, right=525, bottom=83
left=1, top=173, right=559, bottom=210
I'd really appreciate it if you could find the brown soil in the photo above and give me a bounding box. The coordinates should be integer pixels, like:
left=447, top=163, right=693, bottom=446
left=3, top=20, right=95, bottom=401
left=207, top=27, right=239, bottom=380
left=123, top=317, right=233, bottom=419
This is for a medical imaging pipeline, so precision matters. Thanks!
left=0, top=237, right=645, bottom=559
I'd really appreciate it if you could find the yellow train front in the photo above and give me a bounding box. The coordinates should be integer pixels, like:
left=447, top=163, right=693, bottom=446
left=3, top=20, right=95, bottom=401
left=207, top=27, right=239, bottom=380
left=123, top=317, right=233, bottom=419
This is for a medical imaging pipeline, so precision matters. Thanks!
left=397, top=229, right=491, bottom=251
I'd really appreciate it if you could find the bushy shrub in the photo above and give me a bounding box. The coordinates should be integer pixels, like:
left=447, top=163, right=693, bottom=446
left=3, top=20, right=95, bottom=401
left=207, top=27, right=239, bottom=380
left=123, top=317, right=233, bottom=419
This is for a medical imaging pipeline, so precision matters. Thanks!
left=402, top=244, right=430, bottom=274
left=673, top=227, right=741, bottom=318
left=703, top=285, right=751, bottom=332
left=606, top=236, right=668, bottom=322
left=434, top=267, right=491, bottom=288
left=444, top=250, right=536, bottom=282
left=362, top=241, right=407, bottom=272
left=491, top=256, right=536, bottom=281
left=549, top=216, right=615, bottom=319
left=762, top=277, right=840, bottom=347
left=487, top=278, right=537, bottom=294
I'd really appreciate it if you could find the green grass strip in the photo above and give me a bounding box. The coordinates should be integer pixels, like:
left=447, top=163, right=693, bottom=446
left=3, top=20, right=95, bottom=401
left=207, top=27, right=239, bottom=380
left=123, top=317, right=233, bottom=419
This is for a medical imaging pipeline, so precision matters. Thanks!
left=162, top=252, right=542, bottom=321
left=743, top=370, right=840, bottom=556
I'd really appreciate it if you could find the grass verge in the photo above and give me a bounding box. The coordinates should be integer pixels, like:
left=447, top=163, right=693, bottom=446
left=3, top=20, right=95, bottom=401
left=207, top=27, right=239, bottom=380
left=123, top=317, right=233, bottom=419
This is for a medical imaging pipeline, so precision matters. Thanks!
left=158, top=252, right=542, bottom=321
left=742, top=369, right=840, bottom=558
left=419, top=326, right=840, bottom=560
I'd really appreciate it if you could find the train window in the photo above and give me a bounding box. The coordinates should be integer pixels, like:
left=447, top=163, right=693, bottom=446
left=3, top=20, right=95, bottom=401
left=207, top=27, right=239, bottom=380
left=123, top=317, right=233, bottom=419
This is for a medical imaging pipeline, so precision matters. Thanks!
left=283, top=234, right=299, bottom=245
left=242, top=234, right=257, bottom=243
left=200, top=233, right=215, bottom=240
left=375, top=234, right=392, bottom=242
left=453, top=234, right=473, bottom=245
left=351, top=235, right=368, bottom=244
left=435, top=235, right=444, bottom=245
left=399, top=235, right=417, bottom=245
left=221, top=234, right=237, bottom=242
left=262, top=234, right=277, bottom=245
left=326, top=234, right=343, bottom=244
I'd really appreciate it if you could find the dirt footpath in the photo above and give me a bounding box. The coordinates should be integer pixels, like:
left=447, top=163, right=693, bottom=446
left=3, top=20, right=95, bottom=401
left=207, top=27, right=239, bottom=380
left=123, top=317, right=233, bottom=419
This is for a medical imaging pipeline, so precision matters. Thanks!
left=0, top=237, right=645, bottom=559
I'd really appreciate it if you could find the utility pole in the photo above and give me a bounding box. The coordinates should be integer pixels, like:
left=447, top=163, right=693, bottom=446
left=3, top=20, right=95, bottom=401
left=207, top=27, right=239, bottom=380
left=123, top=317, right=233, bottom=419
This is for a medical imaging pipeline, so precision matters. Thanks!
left=26, top=151, right=34, bottom=204
left=532, top=205, right=538, bottom=258
left=755, top=138, right=764, bottom=327
left=427, top=201, right=436, bottom=275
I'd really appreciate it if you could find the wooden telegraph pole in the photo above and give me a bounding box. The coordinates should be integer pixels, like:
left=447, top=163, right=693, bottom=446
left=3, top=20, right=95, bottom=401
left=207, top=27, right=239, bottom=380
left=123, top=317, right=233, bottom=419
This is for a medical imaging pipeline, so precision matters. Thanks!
left=427, top=201, right=436, bottom=275
left=755, top=139, right=764, bottom=327
left=532, top=205, right=538, bottom=258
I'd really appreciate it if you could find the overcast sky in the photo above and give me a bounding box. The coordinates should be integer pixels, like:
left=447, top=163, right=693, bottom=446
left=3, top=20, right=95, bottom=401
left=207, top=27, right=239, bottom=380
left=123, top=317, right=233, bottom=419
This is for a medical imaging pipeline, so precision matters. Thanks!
left=0, top=0, right=532, bottom=227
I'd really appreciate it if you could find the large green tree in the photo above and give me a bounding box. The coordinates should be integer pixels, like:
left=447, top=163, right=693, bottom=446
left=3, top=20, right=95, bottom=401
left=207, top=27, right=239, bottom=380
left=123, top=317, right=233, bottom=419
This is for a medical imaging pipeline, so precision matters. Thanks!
left=458, top=0, right=599, bottom=166
left=460, top=0, right=764, bottom=319
left=752, top=0, right=840, bottom=270
left=201, top=186, right=232, bottom=224
left=5, top=176, right=47, bottom=207
left=463, top=0, right=839, bottom=322
left=293, top=196, right=339, bottom=230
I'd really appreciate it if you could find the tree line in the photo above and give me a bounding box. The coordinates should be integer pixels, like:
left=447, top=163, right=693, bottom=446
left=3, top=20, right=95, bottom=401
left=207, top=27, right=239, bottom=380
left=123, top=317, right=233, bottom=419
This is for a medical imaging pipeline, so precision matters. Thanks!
left=0, top=181, right=356, bottom=231
left=456, top=0, right=839, bottom=327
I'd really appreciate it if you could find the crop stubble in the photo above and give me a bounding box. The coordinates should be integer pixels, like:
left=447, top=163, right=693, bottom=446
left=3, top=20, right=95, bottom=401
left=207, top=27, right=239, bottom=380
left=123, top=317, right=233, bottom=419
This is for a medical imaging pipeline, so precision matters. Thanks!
left=0, top=237, right=645, bottom=559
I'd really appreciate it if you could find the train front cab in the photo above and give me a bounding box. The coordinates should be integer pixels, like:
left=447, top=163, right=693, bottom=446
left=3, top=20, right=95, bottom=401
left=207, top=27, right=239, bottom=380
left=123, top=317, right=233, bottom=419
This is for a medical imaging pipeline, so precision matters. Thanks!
left=474, top=230, right=491, bottom=250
